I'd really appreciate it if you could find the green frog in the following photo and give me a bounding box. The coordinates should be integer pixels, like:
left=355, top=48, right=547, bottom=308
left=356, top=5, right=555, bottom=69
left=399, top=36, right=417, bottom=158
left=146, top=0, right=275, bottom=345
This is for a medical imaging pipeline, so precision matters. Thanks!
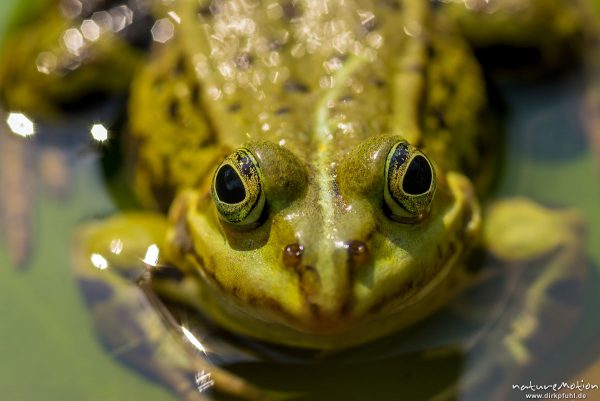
left=0, top=0, right=590, bottom=400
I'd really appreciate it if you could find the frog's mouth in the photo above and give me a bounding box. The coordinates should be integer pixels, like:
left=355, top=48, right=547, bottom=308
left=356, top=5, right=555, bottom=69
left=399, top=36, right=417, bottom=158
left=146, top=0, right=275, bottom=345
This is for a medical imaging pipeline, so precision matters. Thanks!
left=172, top=170, right=480, bottom=349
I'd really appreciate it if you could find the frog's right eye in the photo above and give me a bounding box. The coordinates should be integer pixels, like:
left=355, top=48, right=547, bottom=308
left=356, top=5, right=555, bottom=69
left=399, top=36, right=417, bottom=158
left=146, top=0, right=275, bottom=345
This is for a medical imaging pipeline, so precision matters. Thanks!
left=211, top=149, right=265, bottom=226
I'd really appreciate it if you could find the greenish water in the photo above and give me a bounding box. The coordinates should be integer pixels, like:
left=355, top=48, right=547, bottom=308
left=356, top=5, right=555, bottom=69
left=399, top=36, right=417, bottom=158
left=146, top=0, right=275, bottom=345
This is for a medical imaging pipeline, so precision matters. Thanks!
left=1, top=2, right=600, bottom=401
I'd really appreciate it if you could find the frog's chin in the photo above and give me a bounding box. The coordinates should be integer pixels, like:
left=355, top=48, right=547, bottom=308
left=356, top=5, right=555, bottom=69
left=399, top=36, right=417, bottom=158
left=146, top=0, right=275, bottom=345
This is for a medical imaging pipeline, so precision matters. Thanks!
left=190, top=244, right=475, bottom=351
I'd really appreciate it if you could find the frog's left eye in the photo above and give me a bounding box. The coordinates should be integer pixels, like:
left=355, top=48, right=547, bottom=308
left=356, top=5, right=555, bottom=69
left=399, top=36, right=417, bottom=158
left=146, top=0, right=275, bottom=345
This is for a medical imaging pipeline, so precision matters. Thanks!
left=384, top=141, right=436, bottom=223
left=211, top=148, right=265, bottom=226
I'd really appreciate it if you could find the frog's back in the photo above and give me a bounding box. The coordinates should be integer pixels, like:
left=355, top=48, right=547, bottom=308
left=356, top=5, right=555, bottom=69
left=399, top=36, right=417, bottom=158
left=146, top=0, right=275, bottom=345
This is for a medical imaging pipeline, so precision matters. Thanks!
left=130, top=0, right=489, bottom=209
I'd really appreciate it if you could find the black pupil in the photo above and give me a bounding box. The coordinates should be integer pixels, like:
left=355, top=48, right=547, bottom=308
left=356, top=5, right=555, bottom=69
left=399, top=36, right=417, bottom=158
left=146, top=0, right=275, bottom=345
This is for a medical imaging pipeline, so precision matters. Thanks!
left=402, top=155, right=432, bottom=195
left=216, top=165, right=246, bottom=204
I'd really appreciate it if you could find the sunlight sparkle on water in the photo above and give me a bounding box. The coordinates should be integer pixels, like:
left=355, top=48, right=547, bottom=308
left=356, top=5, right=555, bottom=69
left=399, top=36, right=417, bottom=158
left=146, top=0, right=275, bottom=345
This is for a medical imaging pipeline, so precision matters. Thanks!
left=182, top=326, right=207, bottom=354
left=143, top=244, right=160, bottom=266
left=110, top=239, right=123, bottom=255
left=6, top=113, right=35, bottom=137
left=90, top=123, right=109, bottom=142
left=90, top=253, right=108, bottom=270
left=81, top=19, right=101, bottom=41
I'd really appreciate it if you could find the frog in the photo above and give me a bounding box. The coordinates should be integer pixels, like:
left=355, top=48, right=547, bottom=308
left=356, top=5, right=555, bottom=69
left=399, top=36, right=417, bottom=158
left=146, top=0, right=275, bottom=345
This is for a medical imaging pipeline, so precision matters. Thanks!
left=0, top=0, right=591, bottom=400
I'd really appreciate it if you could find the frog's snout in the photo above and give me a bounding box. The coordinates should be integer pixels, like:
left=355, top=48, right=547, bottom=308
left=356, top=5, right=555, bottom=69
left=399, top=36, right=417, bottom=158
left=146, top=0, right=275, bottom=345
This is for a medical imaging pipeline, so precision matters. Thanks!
left=281, top=240, right=370, bottom=271
left=279, top=238, right=372, bottom=328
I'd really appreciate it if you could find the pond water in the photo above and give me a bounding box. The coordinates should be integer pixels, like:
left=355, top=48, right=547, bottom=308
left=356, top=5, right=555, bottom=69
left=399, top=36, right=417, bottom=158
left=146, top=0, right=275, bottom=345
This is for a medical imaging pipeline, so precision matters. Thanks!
left=1, top=2, right=600, bottom=401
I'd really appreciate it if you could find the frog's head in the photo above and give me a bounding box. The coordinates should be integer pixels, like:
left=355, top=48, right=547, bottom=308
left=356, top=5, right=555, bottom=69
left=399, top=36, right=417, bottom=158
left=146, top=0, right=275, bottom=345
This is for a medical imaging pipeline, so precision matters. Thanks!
left=170, top=135, right=480, bottom=349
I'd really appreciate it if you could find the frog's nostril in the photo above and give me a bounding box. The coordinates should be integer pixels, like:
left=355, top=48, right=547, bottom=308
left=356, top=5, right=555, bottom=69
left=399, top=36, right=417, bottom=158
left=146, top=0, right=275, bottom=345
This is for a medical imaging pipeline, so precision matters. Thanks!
left=346, top=240, right=369, bottom=266
left=283, top=243, right=304, bottom=269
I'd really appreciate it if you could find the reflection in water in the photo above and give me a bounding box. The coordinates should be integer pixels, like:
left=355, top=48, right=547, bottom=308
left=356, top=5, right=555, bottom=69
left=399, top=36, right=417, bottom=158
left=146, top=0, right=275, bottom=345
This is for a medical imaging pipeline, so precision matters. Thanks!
left=182, top=326, right=209, bottom=356
left=90, top=252, right=109, bottom=270
left=194, top=370, right=215, bottom=393
left=110, top=238, right=124, bottom=254
left=90, top=123, right=109, bottom=142
left=0, top=120, right=34, bottom=269
left=6, top=112, right=35, bottom=137
left=143, top=243, right=160, bottom=266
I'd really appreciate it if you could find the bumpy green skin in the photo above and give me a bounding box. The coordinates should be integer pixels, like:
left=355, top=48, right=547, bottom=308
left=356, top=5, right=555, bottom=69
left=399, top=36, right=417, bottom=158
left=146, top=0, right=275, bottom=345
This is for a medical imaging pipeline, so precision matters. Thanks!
left=0, top=0, right=587, bottom=352
left=138, top=0, right=491, bottom=348
left=128, top=0, right=587, bottom=350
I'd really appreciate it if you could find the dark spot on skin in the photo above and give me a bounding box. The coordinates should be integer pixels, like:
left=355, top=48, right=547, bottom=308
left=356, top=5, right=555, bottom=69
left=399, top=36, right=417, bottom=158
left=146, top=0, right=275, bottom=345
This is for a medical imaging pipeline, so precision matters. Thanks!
left=281, top=0, right=302, bottom=20
left=234, top=52, right=254, bottom=70
left=152, top=266, right=185, bottom=282
left=346, top=240, right=369, bottom=267
left=369, top=298, right=385, bottom=314
left=228, top=103, right=241, bottom=112
left=404, top=64, right=425, bottom=73
left=153, top=77, right=164, bottom=91
left=203, top=0, right=224, bottom=17
left=197, top=5, right=212, bottom=18
left=368, top=276, right=422, bottom=314
left=308, top=302, right=320, bottom=317
left=371, top=77, right=386, bottom=88
left=338, top=95, right=353, bottom=103
left=360, top=16, right=377, bottom=33
left=168, top=99, right=180, bottom=120
left=174, top=55, right=186, bottom=75
left=427, top=44, right=436, bottom=59
left=546, top=279, right=583, bottom=306
left=432, top=108, right=448, bottom=129
left=285, top=79, right=309, bottom=93
left=275, top=106, right=291, bottom=115
left=340, top=299, right=352, bottom=317
left=231, top=286, right=240, bottom=297
left=447, top=240, right=457, bottom=259
left=283, top=243, right=304, bottom=269
left=190, top=248, right=214, bottom=277
left=379, top=0, right=402, bottom=10
left=262, top=297, right=291, bottom=318
left=78, top=278, right=113, bottom=307
left=297, top=264, right=320, bottom=317
left=268, top=39, right=283, bottom=51
left=191, top=84, right=200, bottom=104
